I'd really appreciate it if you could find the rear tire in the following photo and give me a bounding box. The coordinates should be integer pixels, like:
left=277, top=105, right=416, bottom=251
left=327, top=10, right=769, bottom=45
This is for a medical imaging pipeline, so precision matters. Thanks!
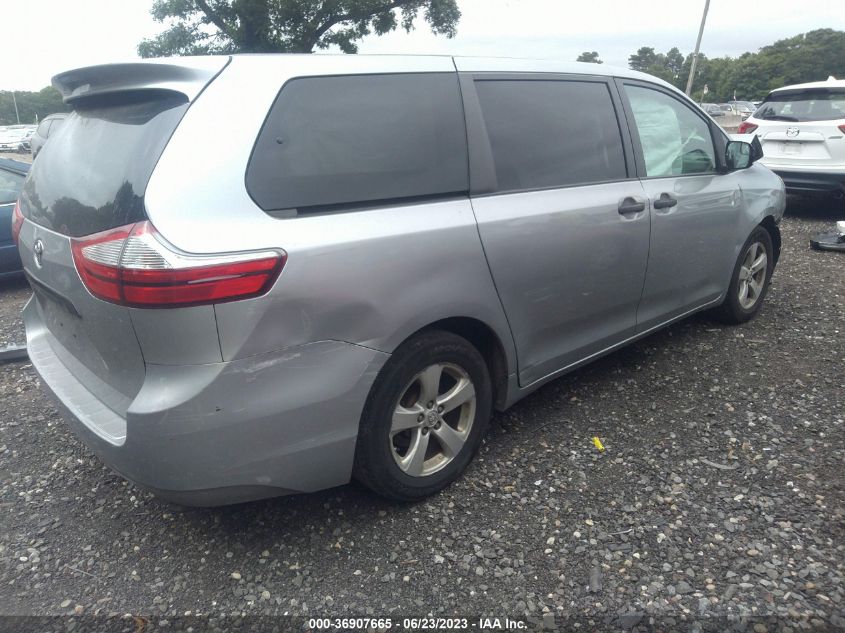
left=353, top=330, right=492, bottom=502
left=710, top=226, right=774, bottom=324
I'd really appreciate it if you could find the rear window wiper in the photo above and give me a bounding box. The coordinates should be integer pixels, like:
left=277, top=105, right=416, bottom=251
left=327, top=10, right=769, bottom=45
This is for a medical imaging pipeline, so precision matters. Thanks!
left=760, top=114, right=799, bottom=121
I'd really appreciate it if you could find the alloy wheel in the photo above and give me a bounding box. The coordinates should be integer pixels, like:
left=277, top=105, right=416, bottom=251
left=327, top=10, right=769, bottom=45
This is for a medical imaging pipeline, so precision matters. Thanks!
left=390, top=363, right=477, bottom=477
left=737, top=241, right=768, bottom=310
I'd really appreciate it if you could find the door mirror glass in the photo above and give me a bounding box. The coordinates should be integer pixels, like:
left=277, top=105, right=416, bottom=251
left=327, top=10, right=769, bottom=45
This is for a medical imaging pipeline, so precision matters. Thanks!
left=725, top=140, right=752, bottom=170
left=725, top=136, right=763, bottom=171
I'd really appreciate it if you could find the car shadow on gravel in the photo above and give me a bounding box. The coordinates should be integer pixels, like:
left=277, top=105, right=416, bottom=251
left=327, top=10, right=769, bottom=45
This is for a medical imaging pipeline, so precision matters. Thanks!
left=785, top=194, right=845, bottom=220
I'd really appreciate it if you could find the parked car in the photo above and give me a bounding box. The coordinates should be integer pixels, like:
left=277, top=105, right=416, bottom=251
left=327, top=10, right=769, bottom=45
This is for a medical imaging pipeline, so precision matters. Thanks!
left=0, top=158, right=28, bottom=276
left=29, top=113, right=67, bottom=158
left=17, top=55, right=785, bottom=506
left=728, top=101, right=756, bottom=120
left=19, top=127, right=36, bottom=153
left=738, top=76, right=845, bottom=197
left=702, top=103, right=725, bottom=117
left=0, top=128, right=29, bottom=152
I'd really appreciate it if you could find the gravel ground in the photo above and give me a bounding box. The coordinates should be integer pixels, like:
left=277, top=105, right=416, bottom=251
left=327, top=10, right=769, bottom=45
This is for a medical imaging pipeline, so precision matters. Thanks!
left=1, top=197, right=843, bottom=631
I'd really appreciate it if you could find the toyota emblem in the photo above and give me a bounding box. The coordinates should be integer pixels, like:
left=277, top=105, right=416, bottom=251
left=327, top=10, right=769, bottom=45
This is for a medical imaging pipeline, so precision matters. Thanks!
left=786, top=127, right=800, bottom=137
left=33, top=238, right=44, bottom=267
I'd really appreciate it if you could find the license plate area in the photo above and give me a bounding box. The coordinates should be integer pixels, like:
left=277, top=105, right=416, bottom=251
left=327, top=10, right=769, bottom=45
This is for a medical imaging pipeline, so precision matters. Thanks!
left=28, top=273, right=81, bottom=319
left=30, top=282, right=88, bottom=352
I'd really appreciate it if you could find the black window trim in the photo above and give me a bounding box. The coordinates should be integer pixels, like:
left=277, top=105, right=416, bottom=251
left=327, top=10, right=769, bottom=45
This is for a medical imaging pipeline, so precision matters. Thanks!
left=244, top=71, right=471, bottom=217
left=459, top=72, right=638, bottom=198
left=261, top=191, right=471, bottom=219
left=615, top=78, right=729, bottom=180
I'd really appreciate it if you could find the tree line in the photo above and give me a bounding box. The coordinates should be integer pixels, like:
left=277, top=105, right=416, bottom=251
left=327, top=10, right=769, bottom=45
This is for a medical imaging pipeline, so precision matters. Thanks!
left=577, top=28, right=845, bottom=102
left=0, top=87, right=68, bottom=127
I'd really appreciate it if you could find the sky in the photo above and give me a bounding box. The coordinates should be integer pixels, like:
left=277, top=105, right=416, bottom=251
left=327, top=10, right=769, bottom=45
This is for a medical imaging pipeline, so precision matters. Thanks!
left=2, top=0, right=841, bottom=91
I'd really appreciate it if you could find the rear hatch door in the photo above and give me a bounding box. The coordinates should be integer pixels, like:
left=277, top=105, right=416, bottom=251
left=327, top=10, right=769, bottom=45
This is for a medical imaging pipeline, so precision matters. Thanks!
left=19, top=57, right=228, bottom=406
left=753, top=86, right=845, bottom=167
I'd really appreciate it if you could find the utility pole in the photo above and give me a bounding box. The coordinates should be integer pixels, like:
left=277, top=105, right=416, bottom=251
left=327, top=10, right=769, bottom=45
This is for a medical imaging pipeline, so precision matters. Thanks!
left=12, top=91, right=20, bottom=125
left=685, top=0, right=710, bottom=96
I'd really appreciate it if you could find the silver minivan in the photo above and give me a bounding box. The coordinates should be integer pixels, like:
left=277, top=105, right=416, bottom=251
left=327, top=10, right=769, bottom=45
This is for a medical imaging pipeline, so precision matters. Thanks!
left=15, top=55, right=785, bottom=505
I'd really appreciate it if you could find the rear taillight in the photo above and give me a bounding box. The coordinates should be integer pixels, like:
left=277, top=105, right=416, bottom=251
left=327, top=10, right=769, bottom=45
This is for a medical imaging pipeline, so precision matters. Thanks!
left=71, top=221, right=285, bottom=308
left=839, top=124, right=845, bottom=135
left=11, top=199, right=23, bottom=246
left=737, top=121, right=758, bottom=134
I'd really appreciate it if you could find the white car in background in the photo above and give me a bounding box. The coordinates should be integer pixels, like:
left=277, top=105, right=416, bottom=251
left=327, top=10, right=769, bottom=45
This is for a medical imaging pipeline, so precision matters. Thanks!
left=738, top=77, right=845, bottom=198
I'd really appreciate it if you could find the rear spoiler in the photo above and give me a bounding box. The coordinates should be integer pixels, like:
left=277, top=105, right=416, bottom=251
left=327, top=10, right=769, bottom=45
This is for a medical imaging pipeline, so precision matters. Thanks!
left=52, top=56, right=230, bottom=105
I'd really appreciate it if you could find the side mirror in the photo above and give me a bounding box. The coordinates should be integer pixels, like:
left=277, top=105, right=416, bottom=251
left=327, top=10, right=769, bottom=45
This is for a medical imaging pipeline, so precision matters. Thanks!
left=725, top=136, right=763, bottom=170
left=725, top=141, right=751, bottom=170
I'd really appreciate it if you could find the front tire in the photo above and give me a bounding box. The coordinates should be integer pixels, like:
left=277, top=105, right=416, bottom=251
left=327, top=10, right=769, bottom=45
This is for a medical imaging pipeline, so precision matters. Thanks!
left=353, top=330, right=492, bottom=502
left=710, top=226, right=774, bottom=324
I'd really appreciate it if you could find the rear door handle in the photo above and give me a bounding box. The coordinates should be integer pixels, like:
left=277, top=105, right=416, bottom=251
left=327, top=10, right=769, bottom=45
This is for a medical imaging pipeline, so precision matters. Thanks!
left=653, top=193, right=678, bottom=209
left=618, top=197, right=646, bottom=215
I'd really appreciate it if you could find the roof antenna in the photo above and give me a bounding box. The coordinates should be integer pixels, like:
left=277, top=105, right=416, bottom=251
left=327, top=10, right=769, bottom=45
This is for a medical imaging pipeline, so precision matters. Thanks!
left=829, top=75, right=837, bottom=81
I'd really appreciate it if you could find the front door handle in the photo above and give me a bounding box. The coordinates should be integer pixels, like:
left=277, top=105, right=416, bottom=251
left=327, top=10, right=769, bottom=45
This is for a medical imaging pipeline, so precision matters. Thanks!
left=618, top=197, right=646, bottom=215
left=653, top=193, right=678, bottom=209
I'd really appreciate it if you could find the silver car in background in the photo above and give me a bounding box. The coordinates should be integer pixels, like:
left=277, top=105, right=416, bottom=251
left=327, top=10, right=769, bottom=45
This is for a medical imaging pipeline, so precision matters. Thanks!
left=16, top=55, right=785, bottom=505
left=0, top=127, right=29, bottom=152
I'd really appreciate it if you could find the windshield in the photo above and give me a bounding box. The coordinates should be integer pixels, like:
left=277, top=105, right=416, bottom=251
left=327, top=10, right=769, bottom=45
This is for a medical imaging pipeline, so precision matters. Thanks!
left=755, top=88, right=845, bottom=122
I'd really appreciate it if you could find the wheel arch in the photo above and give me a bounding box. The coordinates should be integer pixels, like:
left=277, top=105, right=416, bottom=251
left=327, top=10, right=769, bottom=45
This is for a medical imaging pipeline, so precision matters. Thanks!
left=402, top=316, right=512, bottom=411
left=760, top=215, right=781, bottom=264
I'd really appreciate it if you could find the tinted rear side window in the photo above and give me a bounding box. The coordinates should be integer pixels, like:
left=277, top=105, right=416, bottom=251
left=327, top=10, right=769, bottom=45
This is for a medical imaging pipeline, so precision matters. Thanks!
left=474, top=80, right=627, bottom=192
left=247, top=73, right=468, bottom=213
left=22, top=93, right=188, bottom=237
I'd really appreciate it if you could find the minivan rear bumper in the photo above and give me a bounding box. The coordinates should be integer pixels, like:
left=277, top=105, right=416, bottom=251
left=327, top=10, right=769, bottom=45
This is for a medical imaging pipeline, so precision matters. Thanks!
left=25, top=298, right=388, bottom=506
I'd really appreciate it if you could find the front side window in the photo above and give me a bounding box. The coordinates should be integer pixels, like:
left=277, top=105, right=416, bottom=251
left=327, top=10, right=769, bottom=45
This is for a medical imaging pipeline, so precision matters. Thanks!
left=474, top=79, right=627, bottom=192
left=247, top=73, right=469, bottom=213
left=624, top=85, right=716, bottom=177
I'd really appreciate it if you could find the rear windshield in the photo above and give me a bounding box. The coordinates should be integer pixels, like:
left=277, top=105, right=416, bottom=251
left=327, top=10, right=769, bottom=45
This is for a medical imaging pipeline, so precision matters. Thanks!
left=755, top=89, right=845, bottom=122
left=21, top=92, right=188, bottom=237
